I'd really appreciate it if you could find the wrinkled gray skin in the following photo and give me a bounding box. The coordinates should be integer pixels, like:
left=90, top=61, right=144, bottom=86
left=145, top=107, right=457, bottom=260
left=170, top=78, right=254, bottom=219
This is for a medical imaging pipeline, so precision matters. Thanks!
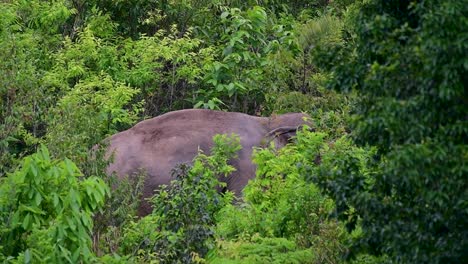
left=106, top=109, right=310, bottom=216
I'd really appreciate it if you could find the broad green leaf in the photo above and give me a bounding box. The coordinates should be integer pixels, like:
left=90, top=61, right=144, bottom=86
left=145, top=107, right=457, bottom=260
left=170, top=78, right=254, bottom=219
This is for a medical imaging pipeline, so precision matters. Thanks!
left=22, top=213, right=31, bottom=229
left=24, top=249, right=31, bottom=264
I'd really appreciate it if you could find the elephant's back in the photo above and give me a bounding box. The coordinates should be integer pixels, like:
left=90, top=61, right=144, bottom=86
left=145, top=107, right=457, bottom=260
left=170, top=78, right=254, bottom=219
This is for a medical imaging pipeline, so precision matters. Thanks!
left=133, top=109, right=265, bottom=130
left=130, top=109, right=267, bottom=145
left=106, top=109, right=268, bottom=179
left=106, top=129, right=144, bottom=177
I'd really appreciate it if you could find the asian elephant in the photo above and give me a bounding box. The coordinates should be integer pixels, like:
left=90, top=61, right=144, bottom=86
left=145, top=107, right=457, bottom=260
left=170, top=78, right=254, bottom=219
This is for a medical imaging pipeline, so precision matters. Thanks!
left=106, top=109, right=311, bottom=216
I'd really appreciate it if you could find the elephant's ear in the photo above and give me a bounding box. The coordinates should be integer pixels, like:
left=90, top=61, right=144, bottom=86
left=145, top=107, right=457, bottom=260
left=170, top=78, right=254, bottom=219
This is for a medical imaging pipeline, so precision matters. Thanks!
left=264, top=126, right=300, bottom=148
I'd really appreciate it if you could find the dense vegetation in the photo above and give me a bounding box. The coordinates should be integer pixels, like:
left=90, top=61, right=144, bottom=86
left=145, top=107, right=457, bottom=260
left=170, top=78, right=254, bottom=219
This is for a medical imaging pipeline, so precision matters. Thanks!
left=1, top=0, right=466, bottom=263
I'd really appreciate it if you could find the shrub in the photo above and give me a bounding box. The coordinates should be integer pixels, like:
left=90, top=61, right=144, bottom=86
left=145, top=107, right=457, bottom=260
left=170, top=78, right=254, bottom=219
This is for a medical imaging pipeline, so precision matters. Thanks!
left=314, top=0, right=468, bottom=262
left=215, top=128, right=347, bottom=263
left=119, top=134, right=241, bottom=263
left=0, top=146, right=109, bottom=263
left=210, top=236, right=315, bottom=264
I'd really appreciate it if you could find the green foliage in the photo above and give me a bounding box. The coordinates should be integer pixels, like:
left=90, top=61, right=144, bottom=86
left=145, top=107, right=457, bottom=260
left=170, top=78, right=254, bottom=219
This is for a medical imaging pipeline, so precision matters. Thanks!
left=219, top=0, right=331, bottom=17
left=297, top=14, right=343, bottom=93
left=268, top=89, right=352, bottom=138
left=309, top=136, right=377, bottom=228
left=0, top=146, right=109, bottom=263
left=215, top=129, right=347, bottom=263
left=264, top=12, right=353, bottom=125
left=210, top=236, right=315, bottom=264
left=1, top=0, right=404, bottom=262
left=119, top=134, right=241, bottom=263
left=0, top=0, right=73, bottom=176
left=89, top=0, right=219, bottom=38
left=87, top=0, right=160, bottom=38
left=45, top=17, right=213, bottom=115
left=92, top=166, right=146, bottom=257
left=314, top=0, right=468, bottom=262
left=197, top=6, right=312, bottom=113
left=46, top=74, right=141, bottom=162
left=42, top=12, right=214, bottom=162
left=197, top=6, right=271, bottom=112
left=119, top=30, right=215, bottom=115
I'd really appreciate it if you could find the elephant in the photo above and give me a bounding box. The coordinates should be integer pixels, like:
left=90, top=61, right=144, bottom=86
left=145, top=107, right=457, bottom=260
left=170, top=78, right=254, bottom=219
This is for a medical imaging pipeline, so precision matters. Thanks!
left=106, top=109, right=311, bottom=216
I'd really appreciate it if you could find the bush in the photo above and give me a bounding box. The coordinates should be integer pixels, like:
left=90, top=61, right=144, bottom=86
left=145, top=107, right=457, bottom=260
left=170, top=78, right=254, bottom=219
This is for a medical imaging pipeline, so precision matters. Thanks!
left=210, top=236, right=315, bottom=264
left=0, top=146, right=109, bottom=263
left=214, top=128, right=347, bottom=263
left=314, top=0, right=468, bottom=262
left=118, top=134, right=241, bottom=263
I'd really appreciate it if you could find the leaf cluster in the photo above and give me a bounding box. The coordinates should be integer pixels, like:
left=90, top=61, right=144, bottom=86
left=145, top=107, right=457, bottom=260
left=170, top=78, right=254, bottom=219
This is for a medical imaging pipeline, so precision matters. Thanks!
left=118, top=134, right=241, bottom=263
left=313, top=0, right=468, bottom=262
left=0, top=146, right=109, bottom=263
left=214, top=128, right=350, bottom=263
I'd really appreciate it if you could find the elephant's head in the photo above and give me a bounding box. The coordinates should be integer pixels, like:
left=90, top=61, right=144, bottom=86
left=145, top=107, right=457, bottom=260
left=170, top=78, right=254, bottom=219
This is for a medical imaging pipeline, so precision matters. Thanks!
left=264, top=112, right=312, bottom=147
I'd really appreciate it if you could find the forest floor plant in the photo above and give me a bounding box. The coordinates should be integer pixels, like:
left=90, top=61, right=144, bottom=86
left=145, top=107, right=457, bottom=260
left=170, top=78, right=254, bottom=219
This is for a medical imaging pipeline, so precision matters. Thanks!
left=117, top=134, right=241, bottom=263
